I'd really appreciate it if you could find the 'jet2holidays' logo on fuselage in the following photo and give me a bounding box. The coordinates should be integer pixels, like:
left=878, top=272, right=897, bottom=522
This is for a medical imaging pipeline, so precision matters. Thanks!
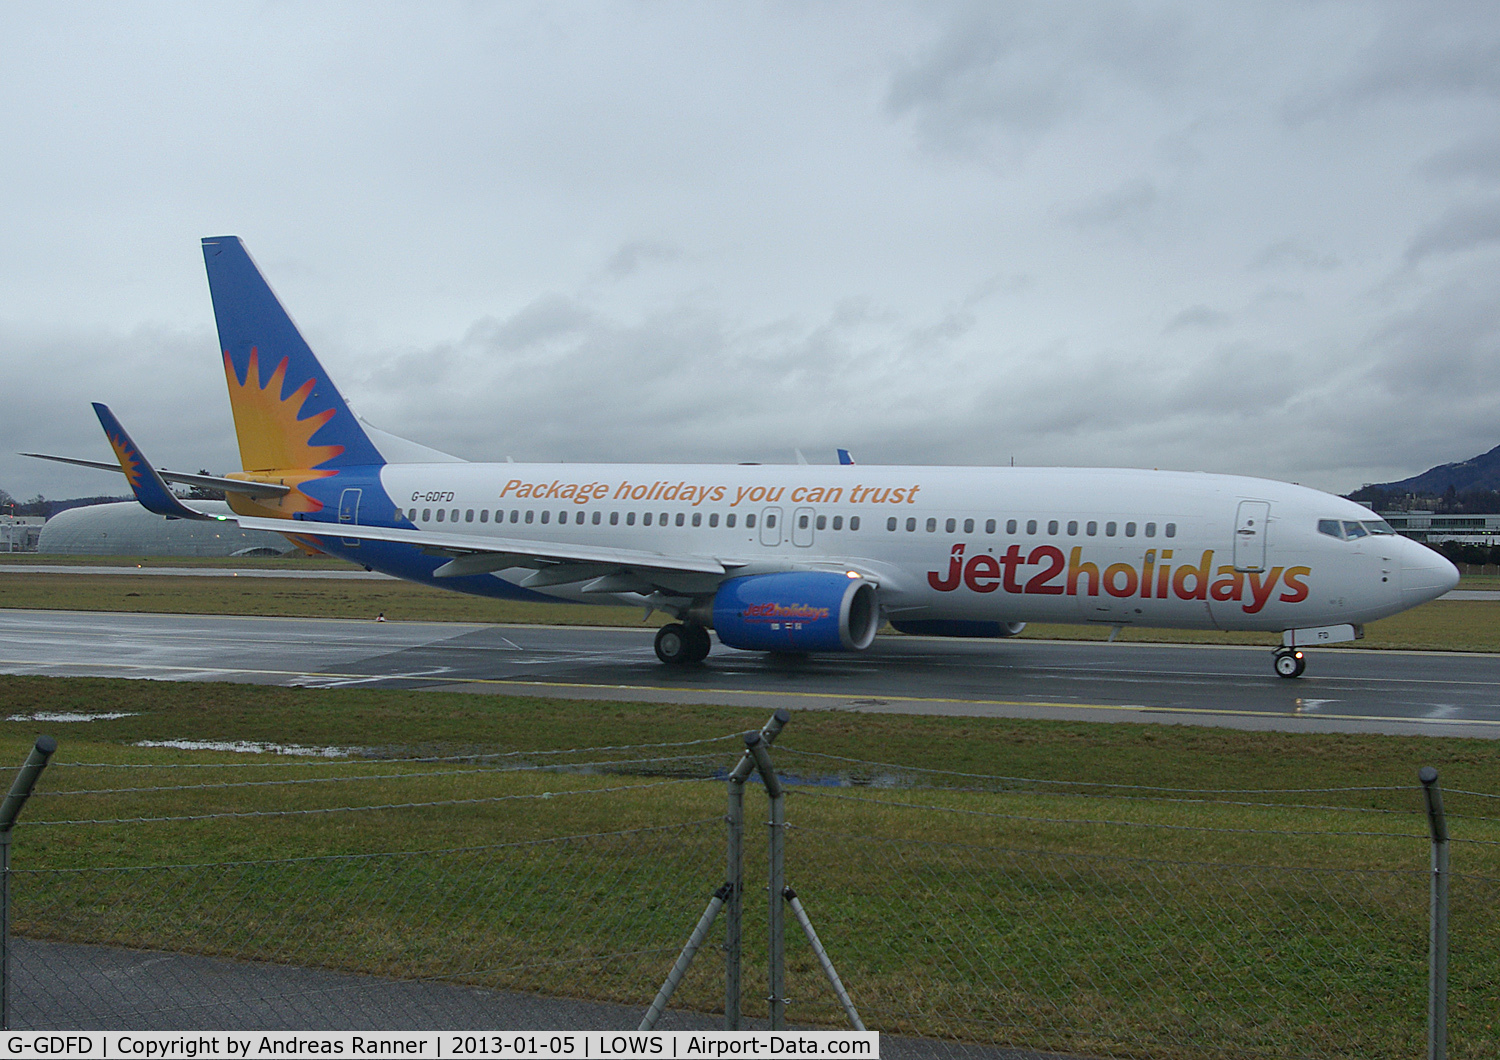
left=926, top=544, right=1310, bottom=614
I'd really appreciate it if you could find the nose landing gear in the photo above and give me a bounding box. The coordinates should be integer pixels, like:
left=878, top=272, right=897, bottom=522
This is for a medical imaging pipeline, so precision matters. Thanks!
left=1273, top=647, right=1305, bottom=679
left=654, top=622, right=712, bottom=665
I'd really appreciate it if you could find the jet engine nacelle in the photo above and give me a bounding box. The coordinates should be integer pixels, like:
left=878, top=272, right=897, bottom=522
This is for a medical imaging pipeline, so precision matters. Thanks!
left=712, top=572, right=879, bottom=653
left=889, top=619, right=1027, bottom=638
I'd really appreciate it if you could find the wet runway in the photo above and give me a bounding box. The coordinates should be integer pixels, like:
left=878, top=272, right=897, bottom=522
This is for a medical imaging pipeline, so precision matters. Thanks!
left=3, top=608, right=1499, bottom=737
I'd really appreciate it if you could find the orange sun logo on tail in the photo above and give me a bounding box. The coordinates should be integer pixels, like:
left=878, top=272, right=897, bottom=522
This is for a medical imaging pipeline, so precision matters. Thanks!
left=104, top=432, right=146, bottom=491
left=222, top=347, right=343, bottom=519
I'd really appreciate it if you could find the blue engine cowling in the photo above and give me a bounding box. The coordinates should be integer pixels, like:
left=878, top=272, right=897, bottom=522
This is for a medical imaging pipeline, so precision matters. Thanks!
left=888, top=619, right=1027, bottom=638
left=712, top=572, right=879, bottom=653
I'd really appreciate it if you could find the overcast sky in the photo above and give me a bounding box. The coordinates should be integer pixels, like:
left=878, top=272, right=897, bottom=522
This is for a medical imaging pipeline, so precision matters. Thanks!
left=5, top=1, right=1500, bottom=502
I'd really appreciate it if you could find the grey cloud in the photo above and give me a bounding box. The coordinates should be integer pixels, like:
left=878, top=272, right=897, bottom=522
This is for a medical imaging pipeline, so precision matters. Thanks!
left=1286, top=8, right=1500, bottom=120
left=1419, top=134, right=1500, bottom=183
left=1405, top=199, right=1500, bottom=264
left=1249, top=240, right=1340, bottom=272
left=601, top=240, right=681, bottom=279
left=1163, top=305, right=1231, bottom=333
left=1061, top=178, right=1158, bottom=230
left=884, top=3, right=1187, bottom=154
left=0, top=323, right=234, bottom=500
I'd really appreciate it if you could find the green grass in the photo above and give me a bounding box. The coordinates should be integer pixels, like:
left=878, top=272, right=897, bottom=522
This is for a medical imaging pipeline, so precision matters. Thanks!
left=6, top=676, right=1499, bottom=1057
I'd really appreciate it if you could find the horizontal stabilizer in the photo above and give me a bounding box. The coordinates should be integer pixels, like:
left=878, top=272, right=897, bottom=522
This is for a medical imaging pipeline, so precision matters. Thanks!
left=21, top=452, right=290, bottom=499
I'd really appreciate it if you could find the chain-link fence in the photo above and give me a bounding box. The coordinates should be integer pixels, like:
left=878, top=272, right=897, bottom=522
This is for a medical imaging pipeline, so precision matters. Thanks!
left=4, top=722, right=1498, bottom=1058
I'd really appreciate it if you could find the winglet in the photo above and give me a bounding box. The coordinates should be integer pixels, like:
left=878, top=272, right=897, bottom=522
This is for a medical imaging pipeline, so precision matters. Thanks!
left=837, top=448, right=855, bottom=466
left=91, top=403, right=217, bottom=521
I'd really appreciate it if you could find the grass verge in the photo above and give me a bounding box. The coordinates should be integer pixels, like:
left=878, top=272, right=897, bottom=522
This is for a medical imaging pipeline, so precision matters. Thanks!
left=5, top=676, right=1499, bottom=1057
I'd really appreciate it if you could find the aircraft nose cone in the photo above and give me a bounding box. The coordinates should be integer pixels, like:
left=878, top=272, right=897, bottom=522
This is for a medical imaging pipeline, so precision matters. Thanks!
left=1402, top=542, right=1461, bottom=602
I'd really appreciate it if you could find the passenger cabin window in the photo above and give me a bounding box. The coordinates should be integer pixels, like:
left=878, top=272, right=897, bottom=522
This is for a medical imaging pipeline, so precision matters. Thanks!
left=906, top=517, right=917, bottom=531
left=1165, top=523, right=1176, bottom=537
left=800, top=515, right=810, bottom=529
left=1124, top=522, right=1136, bottom=537
left=1086, top=521, right=1097, bottom=536
left=1026, top=519, right=1037, bottom=534
left=466, top=510, right=475, bottom=522
left=1048, top=520, right=1059, bottom=535
left=850, top=516, right=860, bottom=530
left=747, top=514, right=757, bottom=528
left=832, top=516, right=843, bottom=530
left=726, top=514, right=737, bottom=528
left=1006, top=519, right=1017, bottom=534
left=887, top=517, right=897, bottom=531
left=643, top=512, right=653, bottom=526
left=1105, top=521, right=1117, bottom=537
left=422, top=509, right=431, bottom=521
left=676, top=512, right=686, bottom=527
left=692, top=513, right=702, bottom=527
left=479, top=510, right=488, bottom=523
left=436, top=509, right=445, bottom=522
left=765, top=514, right=776, bottom=528
left=451, top=509, right=459, bottom=522
left=985, top=519, right=996, bottom=534
left=609, top=511, right=618, bottom=525
left=626, top=512, right=636, bottom=525
left=509, top=510, right=519, bottom=523
left=926, top=518, right=937, bottom=532
left=1144, top=522, right=1155, bottom=538
left=815, top=515, right=826, bottom=530
left=540, top=511, right=550, bottom=524
left=945, top=518, right=955, bottom=533
left=1067, top=520, right=1078, bottom=535
left=963, top=518, right=974, bottom=533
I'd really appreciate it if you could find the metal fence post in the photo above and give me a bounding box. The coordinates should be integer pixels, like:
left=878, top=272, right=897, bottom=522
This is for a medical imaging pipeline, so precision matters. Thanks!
left=746, top=732, right=785, bottom=1030
left=1420, top=766, right=1448, bottom=1060
left=1, top=736, right=57, bottom=1031
left=724, top=709, right=788, bottom=1030
left=643, top=710, right=788, bottom=1032
left=783, top=887, right=865, bottom=1030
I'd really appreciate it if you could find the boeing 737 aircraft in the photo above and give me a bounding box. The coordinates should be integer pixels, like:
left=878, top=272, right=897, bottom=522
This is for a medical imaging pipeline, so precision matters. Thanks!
left=29, top=237, right=1460, bottom=678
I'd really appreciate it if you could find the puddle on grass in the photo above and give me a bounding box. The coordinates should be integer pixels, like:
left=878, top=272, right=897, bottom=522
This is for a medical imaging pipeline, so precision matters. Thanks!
left=134, top=739, right=365, bottom=758
left=7, top=712, right=139, bottom=723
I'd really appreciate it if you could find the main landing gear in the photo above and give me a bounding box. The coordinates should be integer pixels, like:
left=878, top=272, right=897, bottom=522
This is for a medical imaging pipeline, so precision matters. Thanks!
left=655, top=622, right=712, bottom=665
left=1272, top=647, right=1306, bottom=679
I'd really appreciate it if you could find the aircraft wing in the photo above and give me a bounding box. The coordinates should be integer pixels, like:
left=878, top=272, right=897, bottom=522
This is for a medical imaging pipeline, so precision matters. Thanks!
left=231, top=515, right=738, bottom=580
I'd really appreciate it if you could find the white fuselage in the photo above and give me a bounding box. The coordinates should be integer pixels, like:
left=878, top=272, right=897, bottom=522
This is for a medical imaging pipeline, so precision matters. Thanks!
left=367, top=462, right=1457, bottom=634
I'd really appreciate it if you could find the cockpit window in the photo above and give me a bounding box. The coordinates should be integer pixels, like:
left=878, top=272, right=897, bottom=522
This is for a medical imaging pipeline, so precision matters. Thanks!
left=1342, top=520, right=1368, bottom=539
left=1317, top=519, right=1343, bottom=539
left=1362, top=520, right=1395, bottom=535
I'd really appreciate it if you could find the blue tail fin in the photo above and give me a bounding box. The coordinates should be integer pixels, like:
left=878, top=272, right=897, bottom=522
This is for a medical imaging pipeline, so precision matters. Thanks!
left=202, top=237, right=383, bottom=473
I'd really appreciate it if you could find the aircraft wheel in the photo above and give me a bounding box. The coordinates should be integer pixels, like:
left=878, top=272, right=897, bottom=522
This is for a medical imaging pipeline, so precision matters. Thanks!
left=682, top=623, right=712, bottom=662
left=655, top=623, right=696, bottom=666
left=1273, top=648, right=1306, bottom=679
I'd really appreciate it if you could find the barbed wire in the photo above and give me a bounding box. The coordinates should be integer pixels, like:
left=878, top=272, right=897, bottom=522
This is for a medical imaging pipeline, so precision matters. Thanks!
left=36, top=752, right=726, bottom=797
left=794, top=788, right=1429, bottom=841
left=791, top=823, right=1432, bottom=876
left=776, top=746, right=1427, bottom=797
left=26, top=776, right=710, bottom=827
